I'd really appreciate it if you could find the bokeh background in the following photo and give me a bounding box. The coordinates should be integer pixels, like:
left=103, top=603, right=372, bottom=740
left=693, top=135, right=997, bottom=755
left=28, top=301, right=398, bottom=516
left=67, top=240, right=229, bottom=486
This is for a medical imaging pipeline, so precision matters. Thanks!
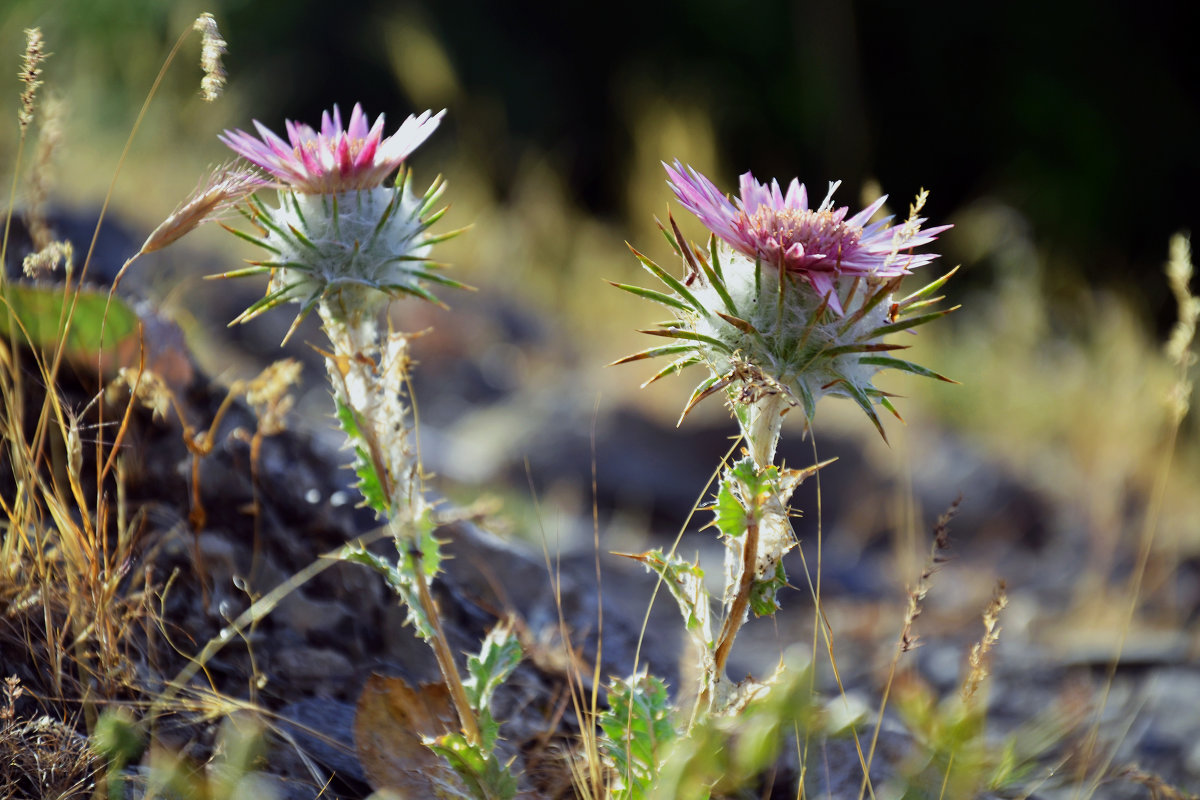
left=3, top=0, right=1200, bottom=648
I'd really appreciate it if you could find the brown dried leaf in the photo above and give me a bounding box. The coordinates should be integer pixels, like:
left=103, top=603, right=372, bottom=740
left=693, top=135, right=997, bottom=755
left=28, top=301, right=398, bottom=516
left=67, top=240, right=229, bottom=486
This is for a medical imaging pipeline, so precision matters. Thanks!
left=354, top=673, right=471, bottom=799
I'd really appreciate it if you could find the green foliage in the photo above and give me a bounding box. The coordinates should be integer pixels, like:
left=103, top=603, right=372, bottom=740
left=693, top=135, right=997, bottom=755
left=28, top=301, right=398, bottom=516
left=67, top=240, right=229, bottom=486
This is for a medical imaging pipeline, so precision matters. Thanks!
left=0, top=284, right=139, bottom=359
left=713, top=457, right=772, bottom=538
left=334, top=398, right=390, bottom=515
left=599, top=672, right=678, bottom=800
left=341, top=517, right=443, bottom=640
left=648, top=661, right=818, bottom=800
left=748, top=560, right=788, bottom=617
left=421, top=622, right=523, bottom=800
left=627, top=550, right=712, bottom=645
left=463, top=622, right=522, bottom=717
left=426, top=732, right=519, bottom=800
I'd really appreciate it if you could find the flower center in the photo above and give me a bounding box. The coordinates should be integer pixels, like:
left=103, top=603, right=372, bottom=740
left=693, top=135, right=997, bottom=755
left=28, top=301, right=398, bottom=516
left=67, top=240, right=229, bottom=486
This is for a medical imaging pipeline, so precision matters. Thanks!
left=744, top=207, right=861, bottom=258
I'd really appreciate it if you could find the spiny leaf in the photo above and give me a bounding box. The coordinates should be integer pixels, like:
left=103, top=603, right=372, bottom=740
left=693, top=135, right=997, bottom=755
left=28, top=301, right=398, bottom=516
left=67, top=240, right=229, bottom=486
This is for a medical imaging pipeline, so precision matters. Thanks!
left=668, top=212, right=705, bottom=285
left=709, top=234, right=724, bottom=283
left=407, top=269, right=474, bottom=291
left=898, top=264, right=959, bottom=308
left=382, top=282, right=448, bottom=308
left=598, top=672, right=677, bottom=800
left=204, top=265, right=272, bottom=280
left=608, top=281, right=692, bottom=312
left=715, top=478, right=750, bottom=540
left=230, top=281, right=307, bottom=325
left=868, top=305, right=960, bottom=338
left=425, top=732, right=519, bottom=800
left=655, top=216, right=682, bottom=254
left=287, top=223, right=320, bottom=251
left=858, top=355, right=958, bottom=383
left=638, top=327, right=732, bottom=353
left=617, top=550, right=711, bottom=641
left=838, top=275, right=904, bottom=335
left=699, top=257, right=738, bottom=317
left=641, top=355, right=702, bottom=388
left=609, top=343, right=694, bottom=366
left=794, top=377, right=816, bottom=422
left=678, top=373, right=729, bottom=425
left=828, top=376, right=888, bottom=444
left=281, top=292, right=322, bottom=346
left=219, top=223, right=282, bottom=253
left=628, top=245, right=709, bottom=317
left=335, top=399, right=390, bottom=514
left=749, top=561, right=789, bottom=617
left=716, top=311, right=757, bottom=334
left=821, top=342, right=909, bottom=357
left=464, top=622, right=522, bottom=714
left=877, top=395, right=904, bottom=422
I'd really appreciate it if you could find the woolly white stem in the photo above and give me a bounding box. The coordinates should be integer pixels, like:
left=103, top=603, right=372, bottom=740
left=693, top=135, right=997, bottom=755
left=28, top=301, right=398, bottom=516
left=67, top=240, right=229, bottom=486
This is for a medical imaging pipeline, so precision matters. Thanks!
left=742, top=392, right=788, bottom=469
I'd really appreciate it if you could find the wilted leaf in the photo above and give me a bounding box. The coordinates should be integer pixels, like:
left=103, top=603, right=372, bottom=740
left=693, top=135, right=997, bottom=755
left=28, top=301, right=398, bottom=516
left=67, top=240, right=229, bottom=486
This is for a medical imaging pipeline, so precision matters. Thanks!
left=354, top=673, right=471, bottom=799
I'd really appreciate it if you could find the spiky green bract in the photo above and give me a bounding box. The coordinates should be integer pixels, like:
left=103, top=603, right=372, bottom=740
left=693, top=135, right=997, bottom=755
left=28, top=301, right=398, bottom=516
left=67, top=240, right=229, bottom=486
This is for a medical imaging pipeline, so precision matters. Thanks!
left=423, top=622, right=522, bottom=800
left=342, top=513, right=442, bottom=640
left=599, top=672, right=678, bottom=800
left=227, top=169, right=463, bottom=338
left=616, top=236, right=957, bottom=446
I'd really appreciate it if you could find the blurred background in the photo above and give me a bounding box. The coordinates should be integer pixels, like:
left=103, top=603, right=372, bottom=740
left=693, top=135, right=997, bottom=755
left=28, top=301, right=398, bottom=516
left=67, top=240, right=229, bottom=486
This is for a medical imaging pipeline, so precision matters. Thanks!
left=2, top=0, right=1199, bottom=651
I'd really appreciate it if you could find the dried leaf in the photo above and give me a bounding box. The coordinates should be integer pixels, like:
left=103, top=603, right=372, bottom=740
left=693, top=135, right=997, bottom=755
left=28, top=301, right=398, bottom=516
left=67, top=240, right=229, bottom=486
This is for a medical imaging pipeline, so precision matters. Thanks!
left=354, top=674, right=471, bottom=799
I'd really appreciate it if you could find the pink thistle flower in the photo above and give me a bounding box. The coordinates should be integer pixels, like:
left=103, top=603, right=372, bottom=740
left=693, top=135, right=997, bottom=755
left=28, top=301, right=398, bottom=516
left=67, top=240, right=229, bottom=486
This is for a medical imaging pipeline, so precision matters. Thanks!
left=665, top=160, right=950, bottom=313
left=220, top=104, right=444, bottom=193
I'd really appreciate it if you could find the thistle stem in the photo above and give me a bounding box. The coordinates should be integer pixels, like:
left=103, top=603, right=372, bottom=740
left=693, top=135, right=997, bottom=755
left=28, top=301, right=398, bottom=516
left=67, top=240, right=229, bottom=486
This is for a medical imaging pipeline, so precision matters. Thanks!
left=408, top=535, right=481, bottom=746
left=714, top=517, right=759, bottom=677
left=743, top=393, right=787, bottom=469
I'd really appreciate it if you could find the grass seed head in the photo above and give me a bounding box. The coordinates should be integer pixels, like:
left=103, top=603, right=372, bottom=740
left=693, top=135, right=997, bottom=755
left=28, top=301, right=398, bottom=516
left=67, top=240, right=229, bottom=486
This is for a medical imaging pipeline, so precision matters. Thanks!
left=194, top=13, right=227, bottom=102
left=18, top=28, right=48, bottom=133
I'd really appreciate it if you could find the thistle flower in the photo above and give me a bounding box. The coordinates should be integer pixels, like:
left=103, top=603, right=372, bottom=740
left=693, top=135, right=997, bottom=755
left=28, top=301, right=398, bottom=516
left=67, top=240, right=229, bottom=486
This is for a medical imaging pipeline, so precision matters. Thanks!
left=220, top=104, right=444, bottom=194
left=615, top=163, right=958, bottom=455
left=665, top=161, right=950, bottom=315
left=216, top=104, right=464, bottom=338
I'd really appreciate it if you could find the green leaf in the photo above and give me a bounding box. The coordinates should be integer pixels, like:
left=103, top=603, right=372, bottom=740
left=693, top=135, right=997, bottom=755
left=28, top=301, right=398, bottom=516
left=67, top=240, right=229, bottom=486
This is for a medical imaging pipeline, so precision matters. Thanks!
left=749, top=561, right=788, bottom=617
left=464, top=622, right=522, bottom=714
left=640, top=355, right=702, bottom=388
left=334, top=399, right=390, bottom=514
left=610, top=343, right=695, bottom=366
left=628, top=246, right=709, bottom=317
left=714, top=478, right=749, bottom=540
left=341, top=545, right=435, bottom=639
left=426, top=731, right=519, bottom=800
left=622, top=550, right=712, bottom=643
left=638, top=327, right=732, bottom=354
left=868, top=305, right=960, bottom=338
left=0, top=284, right=139, bottom=360
left=608, top=281, right=692, bottom=312
left=831, top=376, right=888, bottom=443
left=897, top=264, right=959, bottom=308
left=407, top=269, right=473, bottom=291
left=598, top=673, right=677, bottom=800
left=858, top=355, right=957, bottom=383
left=678, top=373, right=728, bottom=425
